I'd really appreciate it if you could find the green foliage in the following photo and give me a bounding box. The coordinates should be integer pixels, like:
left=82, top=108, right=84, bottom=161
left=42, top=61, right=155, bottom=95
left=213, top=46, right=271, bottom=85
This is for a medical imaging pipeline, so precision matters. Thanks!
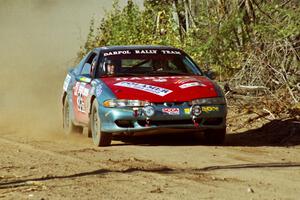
left=77, top=0, right=299, bottom=81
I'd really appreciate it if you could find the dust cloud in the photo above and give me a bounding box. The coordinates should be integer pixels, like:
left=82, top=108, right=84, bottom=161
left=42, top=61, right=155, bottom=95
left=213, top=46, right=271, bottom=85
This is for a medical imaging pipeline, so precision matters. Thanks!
left=0, top=0, right=142, bottom=136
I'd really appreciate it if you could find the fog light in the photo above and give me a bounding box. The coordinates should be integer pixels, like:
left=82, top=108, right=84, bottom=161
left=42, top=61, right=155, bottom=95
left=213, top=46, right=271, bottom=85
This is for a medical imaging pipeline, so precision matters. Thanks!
left=191, top=105, right=202, bottom=117
left=143, top=106, right=155, bottom=117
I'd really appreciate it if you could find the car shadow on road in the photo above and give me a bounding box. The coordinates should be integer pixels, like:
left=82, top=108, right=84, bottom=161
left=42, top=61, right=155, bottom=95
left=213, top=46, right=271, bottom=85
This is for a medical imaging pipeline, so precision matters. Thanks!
left=112, top=119, right=300, bottom=147
left=113, top=132, right=202, bottom=146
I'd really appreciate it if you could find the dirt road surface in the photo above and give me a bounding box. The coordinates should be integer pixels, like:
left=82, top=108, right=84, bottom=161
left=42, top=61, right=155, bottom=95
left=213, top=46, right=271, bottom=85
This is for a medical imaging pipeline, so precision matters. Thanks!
left=1, top=114, right=300, bottom=200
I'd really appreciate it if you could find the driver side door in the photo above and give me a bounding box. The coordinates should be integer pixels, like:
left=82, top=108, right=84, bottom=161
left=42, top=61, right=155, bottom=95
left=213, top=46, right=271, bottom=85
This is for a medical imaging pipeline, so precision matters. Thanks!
left=72, top=52, right=98, bottom=125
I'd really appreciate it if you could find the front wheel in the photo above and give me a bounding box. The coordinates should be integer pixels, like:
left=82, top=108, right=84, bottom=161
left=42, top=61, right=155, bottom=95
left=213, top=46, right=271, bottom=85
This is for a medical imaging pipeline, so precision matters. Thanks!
left=91, top=101, right=112, bottom=146
left=204, top=128, right=226, bottom=145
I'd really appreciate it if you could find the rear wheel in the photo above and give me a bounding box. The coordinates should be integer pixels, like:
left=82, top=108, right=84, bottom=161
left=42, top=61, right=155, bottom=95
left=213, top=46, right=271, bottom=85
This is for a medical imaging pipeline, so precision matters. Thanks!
left=204, top=128, right=226, bottom=145
left=63, top=96, right=83, bottom=134
left=91, top=101, right=112, bottom=146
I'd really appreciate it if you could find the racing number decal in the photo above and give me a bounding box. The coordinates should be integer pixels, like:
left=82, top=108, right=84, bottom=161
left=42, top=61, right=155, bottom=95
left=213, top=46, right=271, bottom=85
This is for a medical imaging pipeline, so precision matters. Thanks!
left=72, top=81, right=92, bottom=124
left=73, top=82, right=89, bottom=113
left=77, top=92, right=85, bottom=112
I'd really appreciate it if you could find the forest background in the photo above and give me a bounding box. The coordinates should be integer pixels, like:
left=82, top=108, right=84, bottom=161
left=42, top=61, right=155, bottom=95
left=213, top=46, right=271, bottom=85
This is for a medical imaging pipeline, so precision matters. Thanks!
left=78, top=0, right=299, bottom=118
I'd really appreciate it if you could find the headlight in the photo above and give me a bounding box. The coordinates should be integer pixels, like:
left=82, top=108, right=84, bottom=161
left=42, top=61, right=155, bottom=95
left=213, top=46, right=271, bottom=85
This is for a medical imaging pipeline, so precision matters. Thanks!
left=189, top=97, right=226, bottom=105
left=103, top=99, right=149, bottom=108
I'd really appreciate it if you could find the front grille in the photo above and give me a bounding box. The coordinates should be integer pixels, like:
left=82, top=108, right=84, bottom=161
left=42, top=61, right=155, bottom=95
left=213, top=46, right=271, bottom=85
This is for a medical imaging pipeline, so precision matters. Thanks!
left=202, top=118, right=223, bottom=126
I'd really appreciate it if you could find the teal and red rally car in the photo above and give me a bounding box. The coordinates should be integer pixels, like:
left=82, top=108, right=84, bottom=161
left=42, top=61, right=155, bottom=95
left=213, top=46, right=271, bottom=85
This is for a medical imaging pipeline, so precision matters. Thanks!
left=62, top=45, right=227, bottom=146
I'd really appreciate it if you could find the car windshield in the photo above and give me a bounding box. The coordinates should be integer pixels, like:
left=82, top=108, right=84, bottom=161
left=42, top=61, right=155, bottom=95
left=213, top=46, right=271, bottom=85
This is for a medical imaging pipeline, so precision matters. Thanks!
left=98, top=49, right=202, bottom=77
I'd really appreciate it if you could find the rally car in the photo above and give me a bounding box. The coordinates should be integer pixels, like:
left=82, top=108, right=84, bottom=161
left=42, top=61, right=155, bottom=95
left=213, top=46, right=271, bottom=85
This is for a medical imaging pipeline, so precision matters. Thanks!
left=62, top=45, right=227, bottom=146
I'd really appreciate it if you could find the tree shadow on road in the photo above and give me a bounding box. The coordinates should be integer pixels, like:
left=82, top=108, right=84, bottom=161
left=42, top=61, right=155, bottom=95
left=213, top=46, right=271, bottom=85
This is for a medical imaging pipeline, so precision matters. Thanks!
left=113, top=119, right=300, bottom=147
left=2, top=161, right=300, bottom=190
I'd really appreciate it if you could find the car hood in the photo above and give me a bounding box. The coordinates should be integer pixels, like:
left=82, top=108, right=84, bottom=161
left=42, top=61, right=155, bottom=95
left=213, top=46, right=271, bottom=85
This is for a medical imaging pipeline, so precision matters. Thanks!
left=100, top=76, right=218, bottom=102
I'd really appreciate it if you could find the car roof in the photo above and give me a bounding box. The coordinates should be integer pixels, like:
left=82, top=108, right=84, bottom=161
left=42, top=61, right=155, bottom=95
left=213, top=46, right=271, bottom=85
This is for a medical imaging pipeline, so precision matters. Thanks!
left=94, top=45, right=182, bottom=52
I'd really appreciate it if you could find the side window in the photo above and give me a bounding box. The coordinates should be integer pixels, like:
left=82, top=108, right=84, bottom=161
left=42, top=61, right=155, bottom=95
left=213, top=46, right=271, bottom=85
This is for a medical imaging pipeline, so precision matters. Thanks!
left=81, top=52, right=97, bottom=76
left=182, top=56, right=201, bottom=74
left=81, top=63, right=92, bottom=76
left=95, top=54, right=105, bottom=77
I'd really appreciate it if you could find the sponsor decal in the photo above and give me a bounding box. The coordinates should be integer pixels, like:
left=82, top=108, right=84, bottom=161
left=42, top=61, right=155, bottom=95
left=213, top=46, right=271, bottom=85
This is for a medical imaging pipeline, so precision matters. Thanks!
left=125, top=77, right=144, bottom=80
left=92, top=79, right=100, bottom=84
left=184, top=106, right=220, bottom=115
left=184, top=108, right=190, bottom=114
left=175, top=78, right=197, bottom=84
left=77, top=92, right=85, bottom=113
left=95, top=85, right=103, bottom=97
left=135, top=49, right=157, bottom=54
left=63, top=74, right=71, bottom=91
left=77, top=83, right=89, bottom=96
left=161, top=50, right=181, bottom=55
left=104, top=50, right=131, bottom=56
left=83, top=88, right=89, bottom=96
left=73, top=82, right=80, bottom=96
left=73, top=82, right=89, bottom=113
left=202, top=106, right=220, bottom=113
left=162, top=108, right=180, bottom=115
left=114, top=81, right=172, bottom=96
left=179, top=82, right=206, bottom=89
left=115, top=76, right=190, bottom=81
left=79, top=77, right=91, bottom=83
left=103, top=49, right=181, bottom=56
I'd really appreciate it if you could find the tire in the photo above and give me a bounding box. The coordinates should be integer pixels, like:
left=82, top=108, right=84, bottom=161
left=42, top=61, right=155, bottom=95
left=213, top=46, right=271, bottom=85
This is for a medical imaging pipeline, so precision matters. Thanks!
left=91, top=100, right=112, bottom=146
left=204, top=128, right=226, bottom=145
left=63, top=96, right=83, bottom=134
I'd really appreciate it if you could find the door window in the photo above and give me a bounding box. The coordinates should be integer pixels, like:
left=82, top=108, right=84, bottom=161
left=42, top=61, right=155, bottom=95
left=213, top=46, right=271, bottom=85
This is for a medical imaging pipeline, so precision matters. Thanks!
left=81, top=52, right=97, bottom=77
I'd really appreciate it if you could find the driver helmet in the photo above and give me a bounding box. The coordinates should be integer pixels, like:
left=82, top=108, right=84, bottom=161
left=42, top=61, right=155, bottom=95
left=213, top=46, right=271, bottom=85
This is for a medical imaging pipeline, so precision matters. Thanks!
left=104, top=59, right=115, bottom=75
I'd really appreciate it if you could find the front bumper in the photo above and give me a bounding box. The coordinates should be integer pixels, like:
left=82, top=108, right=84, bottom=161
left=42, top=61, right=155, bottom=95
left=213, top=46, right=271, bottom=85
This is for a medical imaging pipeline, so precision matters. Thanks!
left=99, top=102, right=227, bottom=133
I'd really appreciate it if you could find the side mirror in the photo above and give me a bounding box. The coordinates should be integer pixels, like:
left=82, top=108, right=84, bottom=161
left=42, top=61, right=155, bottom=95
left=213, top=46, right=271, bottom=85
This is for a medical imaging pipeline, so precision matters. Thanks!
left=76, top=75, right=92, bottom=84
left=204, top=70, right=216, bottom=80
